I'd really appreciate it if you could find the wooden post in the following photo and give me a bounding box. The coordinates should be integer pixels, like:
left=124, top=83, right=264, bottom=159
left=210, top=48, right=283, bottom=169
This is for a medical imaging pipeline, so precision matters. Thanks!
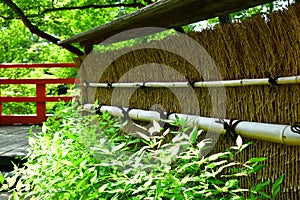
left=0, top=85, right=2, bottom=117
left=36, top=83, right=47, bottom=124
left=219, top=14, right=231, bottom=25
left=0, top=101, right=2, bottom=117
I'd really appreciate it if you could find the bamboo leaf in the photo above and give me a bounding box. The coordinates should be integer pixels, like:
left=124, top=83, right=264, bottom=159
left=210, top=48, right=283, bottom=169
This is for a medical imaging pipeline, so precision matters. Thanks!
left=153, top=120, right=161, bottom=132
left=61, top=160, right=73, bottom=166
left=272, top=174, right=284, bottom=189
left=257, top=191, right=271, bottom=198
left=251, top=164, right=266, bottom=173
left=99, top=138, right=107, bottom=145
left=90, top=172, right=97, bottom=184
left=42, top=123, right=47, bottom=133
left=225, top=179, right=238, bottom=188
left=189, top=126, right=198, bottom=144
left=208, top=152, right=230, bottom=162
left=248, top=157, right=267, bottom=163
left=272, top=186, right=281, bottom=199
left=98, top=183, right=108, bottom=193
left=0, top=173, right=4, bottom=184
left=136, top=132, right=151, bottom=141
left=236, top=135, right=243, bottom=148
left=112, top=143, right=126, bottom=153
left=272, top=174, right=284, bottom=199
left=15, top=179, right=23, bottom=191
left=6, top=176, right=17, bottom=188
left=163, top=128, right=170, bottom=136
left=255, top=180, right=271, bottom=191
left=13, top=190, right=19, bottom=200
left=155, top=180, right=162, bottom=197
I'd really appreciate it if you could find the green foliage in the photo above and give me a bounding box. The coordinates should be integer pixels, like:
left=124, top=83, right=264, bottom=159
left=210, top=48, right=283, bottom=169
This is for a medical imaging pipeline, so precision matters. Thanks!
left=0, top=103, right=284, bottom=199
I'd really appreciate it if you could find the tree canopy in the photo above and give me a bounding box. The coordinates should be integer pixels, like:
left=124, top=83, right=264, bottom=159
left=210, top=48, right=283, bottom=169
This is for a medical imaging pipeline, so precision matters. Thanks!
left=0, top=0, right=156, bottom=63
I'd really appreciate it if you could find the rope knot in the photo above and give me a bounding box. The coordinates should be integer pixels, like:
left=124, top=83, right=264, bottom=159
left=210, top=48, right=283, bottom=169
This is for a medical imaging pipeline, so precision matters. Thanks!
left=215, top=119, right=242, bottom=141
left=291, top=122, right=300, bottom=134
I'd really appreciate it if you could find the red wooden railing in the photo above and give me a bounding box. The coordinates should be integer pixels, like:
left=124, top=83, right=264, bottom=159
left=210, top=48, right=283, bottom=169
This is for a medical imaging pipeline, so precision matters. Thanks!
left=0, top=63, right=78, bottom=125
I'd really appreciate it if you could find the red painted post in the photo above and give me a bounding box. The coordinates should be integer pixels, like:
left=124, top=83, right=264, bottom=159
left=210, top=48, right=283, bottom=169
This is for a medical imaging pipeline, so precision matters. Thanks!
left=36, top=84, right=47, bottom=124
left=0, top=85, right=2, bottom=117
left=0, top=85, right=1, bottom=117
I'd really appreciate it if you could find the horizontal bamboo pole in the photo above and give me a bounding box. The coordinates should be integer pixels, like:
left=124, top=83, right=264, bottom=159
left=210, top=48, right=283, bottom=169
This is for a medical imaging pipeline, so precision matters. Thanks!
left=168, top=114, right=300, bottom=146
left=83, top=104, right=300, bottom=146
left=86, top=75, right=300, bottom=88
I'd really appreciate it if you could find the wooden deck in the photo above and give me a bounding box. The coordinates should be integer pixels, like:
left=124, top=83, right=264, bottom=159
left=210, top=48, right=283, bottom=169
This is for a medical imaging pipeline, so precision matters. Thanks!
left=0, top=125, right=35, bottom=171
left=0, top=126, right=31, bottom=158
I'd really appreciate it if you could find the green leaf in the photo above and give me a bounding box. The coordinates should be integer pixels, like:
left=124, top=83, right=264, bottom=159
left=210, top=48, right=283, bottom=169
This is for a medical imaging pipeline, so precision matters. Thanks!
left=272, top=186, right=281, bottom=199
left=127, top=138, right=140, bottom=145
left=6, top=176, right=17, bottom=188
left=248, top=157, right=266, bottom=163
left=98, top=183, right=109, bottom=193
left=61, top=160, right=73, bottom=166
left=136, top=132, right=150, bottom=141
left=255, top=180, right=271, bottom=191
left=272, top=174, right=284, bottom=190
left=155, top=180, right=162, bottom=198
left=0, top=173, right=4, bottom=184
left=153, top=120, right=161, bottom=132
left=272, top=174, right=284, bottom=199
left=251, top=164, right=266, bottom=173
left=15, top=179, right=23, bottom=191
left=90, top=172, right=98, bottom=184
left=42, top=123, right=47, bottom=133
left=207, top=179, right=224, bottom=185
left=208, top=152, right=230, bottom=162
left=257, top=191, right=271, bottom=198
left=189, top=126, right=198, bottom=144
left=225, top=179, right=238, bottom=188
left=144, top=178, right=153, bottom=188
left=236, top=135, right=243, bottom=148
left=112, top=143, right=126, bottom=152
left=13, top=190, right=19, bottom=200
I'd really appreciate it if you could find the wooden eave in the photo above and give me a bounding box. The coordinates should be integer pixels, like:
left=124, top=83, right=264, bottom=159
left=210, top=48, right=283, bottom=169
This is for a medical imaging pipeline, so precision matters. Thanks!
left=58, top=0, right=273, bottom=47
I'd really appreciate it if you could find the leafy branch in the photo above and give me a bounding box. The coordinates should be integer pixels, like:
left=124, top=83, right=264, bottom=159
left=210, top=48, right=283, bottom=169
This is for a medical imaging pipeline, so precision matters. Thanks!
left=1, top=0, right=84, bottom=56
left=0, top=2, right=146, bottom=20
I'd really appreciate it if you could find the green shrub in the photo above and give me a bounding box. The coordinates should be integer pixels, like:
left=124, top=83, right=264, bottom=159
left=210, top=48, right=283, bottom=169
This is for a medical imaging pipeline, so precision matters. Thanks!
left=0, top=103, right=284, bottom=200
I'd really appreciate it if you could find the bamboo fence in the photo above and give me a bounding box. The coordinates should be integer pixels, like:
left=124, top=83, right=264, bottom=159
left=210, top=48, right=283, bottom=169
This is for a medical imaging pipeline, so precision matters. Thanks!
left=78, top=3, right=300, bottom=199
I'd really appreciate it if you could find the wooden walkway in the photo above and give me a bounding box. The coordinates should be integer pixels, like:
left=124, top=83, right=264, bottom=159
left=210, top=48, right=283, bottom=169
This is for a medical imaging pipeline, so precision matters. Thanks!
left=0, top=125, right=35, bottom=171
left=0, top=126, right=31, bottom=158
left=0, top=126, right=34, bottom=199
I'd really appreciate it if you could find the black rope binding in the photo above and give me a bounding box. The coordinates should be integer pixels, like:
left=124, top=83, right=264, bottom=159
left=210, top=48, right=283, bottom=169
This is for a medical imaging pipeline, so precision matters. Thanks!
left=106, top=80, right=113, bottom=88
left=95, top=104, right=104, bottom=115
left=215, top=119, right=242, bottom=141
left=291, top=122, right=300, bottom=134
left=155, top=107, right=167, bottom=120
left=140, top=82, right=147, bottom=93
left=186, top=76, right=195, bottom=88
left=265, top=71, right=279, bottom=93
left=117, top=106, right=131, bottom=123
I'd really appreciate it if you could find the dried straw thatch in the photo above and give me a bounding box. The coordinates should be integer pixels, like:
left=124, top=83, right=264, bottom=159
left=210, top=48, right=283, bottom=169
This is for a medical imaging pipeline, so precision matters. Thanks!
left=78, top=3, right=300, bottom=198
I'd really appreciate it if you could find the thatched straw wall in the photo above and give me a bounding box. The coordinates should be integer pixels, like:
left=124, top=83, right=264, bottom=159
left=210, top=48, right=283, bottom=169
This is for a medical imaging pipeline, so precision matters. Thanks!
left=86, top=3, right=300, bottom=125
left=80, top=3, right=300, bottom=199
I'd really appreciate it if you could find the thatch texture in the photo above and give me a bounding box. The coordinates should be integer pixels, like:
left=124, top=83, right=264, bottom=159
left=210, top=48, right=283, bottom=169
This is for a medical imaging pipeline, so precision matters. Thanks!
left=80, top=3, right=300, bottom=198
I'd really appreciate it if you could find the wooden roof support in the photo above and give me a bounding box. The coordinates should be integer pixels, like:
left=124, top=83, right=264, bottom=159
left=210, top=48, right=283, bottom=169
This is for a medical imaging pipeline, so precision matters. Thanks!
left=58, top=0, right=274, bottom=47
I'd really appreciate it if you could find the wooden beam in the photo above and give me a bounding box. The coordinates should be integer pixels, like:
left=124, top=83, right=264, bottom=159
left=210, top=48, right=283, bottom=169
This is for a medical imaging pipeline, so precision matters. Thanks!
left=58, top=0, right=274, bottom=46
